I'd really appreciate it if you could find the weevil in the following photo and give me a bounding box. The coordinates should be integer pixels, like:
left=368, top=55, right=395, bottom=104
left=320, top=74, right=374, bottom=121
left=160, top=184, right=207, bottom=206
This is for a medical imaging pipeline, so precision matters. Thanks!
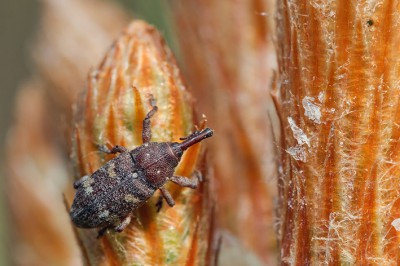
left=70, top=98, right=213, bottom=237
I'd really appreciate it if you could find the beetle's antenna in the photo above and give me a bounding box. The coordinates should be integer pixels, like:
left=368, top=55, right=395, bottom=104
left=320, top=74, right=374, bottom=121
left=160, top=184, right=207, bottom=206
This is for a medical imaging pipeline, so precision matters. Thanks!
left=178, top=128, right=214, bottom=151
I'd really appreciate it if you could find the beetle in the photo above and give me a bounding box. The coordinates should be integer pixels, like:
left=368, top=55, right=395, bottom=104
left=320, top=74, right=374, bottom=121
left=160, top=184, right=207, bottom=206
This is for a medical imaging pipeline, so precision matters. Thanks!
left=70, top=97, right=213, bottom=237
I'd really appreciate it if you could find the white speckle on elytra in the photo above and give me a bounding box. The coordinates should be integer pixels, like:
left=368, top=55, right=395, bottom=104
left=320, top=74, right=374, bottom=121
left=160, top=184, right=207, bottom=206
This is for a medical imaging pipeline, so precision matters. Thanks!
left=99, top=210, right=109, bottom=218
left=83, top=178, right=94, bottom=194
left=144, top=143, right=149, bottom=147
left=107, top=162, right=117, bottom=177
left=85, top=186, right=94, bottom=194
left=156, top=170, right=160, bottom=174
left=146, top=153, right=150, bottom=157
left=83, top=178, right=94, bottom=187
left=124, top=194, right=140, bottom=203
left=80, top=175, right=89, bottom=182
left=132, top=172, right=138, bottom=178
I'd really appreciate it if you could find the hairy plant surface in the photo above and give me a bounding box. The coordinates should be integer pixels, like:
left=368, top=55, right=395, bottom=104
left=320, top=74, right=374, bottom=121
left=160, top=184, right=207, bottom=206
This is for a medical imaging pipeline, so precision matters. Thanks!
left=275, top=0, right=400, bottom=265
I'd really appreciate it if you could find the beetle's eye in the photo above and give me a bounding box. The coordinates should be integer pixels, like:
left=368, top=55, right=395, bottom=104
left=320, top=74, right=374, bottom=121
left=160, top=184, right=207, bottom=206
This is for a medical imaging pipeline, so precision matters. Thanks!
left=171, top=143, right=183, bottom=158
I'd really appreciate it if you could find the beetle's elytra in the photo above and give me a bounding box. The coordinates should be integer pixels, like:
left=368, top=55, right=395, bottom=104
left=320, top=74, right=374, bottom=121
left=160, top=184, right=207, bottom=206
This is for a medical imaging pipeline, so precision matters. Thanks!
left=70, top=97, right=213, bottom=237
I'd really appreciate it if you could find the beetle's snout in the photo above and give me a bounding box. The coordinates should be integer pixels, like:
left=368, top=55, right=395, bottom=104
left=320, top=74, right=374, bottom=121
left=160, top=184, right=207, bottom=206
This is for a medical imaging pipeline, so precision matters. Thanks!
left=178, top=128, right=214, bottom=151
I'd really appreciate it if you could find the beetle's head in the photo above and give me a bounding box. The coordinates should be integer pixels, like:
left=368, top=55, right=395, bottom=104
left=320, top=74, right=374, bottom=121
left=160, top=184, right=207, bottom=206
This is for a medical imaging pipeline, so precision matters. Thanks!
left=133, top=128, right=213, bottom=188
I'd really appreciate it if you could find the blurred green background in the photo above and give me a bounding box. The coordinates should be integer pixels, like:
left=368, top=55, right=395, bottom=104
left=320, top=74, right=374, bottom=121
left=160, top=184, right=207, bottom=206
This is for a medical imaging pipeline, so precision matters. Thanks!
left=0, top=1, right=173, bottom=264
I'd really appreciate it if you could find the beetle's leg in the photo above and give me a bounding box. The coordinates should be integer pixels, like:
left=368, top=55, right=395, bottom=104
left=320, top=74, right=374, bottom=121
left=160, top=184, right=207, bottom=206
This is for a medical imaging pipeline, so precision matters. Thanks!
left=142, top=96, right=158, bottom=143
left=155, top=194, right=163, bottom=212
left=97, top=226, right=109, bottom=238
left=98, top=144, right=128, bottom=154
left=114, top=215, right=132, bottom=232
left=170, top=171, right=202, bottom=189
left=73, top=175, right=89, bottom=189
left=159, top=187, right=175, bottom=207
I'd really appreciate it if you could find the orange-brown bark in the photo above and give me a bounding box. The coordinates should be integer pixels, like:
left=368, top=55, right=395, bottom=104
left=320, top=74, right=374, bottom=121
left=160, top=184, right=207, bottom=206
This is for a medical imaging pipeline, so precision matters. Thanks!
left=276, top=0, right=400, bottom=265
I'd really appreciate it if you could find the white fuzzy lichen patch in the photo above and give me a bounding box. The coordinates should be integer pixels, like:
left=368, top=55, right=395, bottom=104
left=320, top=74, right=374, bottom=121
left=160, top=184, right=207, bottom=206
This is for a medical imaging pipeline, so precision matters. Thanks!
left=391, top=218, right=400, bottom=231
left=318, top=91, right=324, bottom=103
left=288, top=117, right=310, bottom=147
left=286, top=146, right=307, bottom=162
left=302, top=96, right=321, bottom=124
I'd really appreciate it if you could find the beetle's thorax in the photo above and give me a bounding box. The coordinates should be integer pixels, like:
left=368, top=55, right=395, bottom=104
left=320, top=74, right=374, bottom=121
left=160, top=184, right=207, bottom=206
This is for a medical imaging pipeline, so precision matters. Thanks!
left=131, top=142, right=182, bottom=188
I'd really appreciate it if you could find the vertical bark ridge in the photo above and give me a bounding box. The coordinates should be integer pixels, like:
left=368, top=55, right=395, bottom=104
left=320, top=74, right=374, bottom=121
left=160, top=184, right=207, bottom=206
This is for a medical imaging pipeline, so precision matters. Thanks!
left=277, top=0, right=400, bottom=265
